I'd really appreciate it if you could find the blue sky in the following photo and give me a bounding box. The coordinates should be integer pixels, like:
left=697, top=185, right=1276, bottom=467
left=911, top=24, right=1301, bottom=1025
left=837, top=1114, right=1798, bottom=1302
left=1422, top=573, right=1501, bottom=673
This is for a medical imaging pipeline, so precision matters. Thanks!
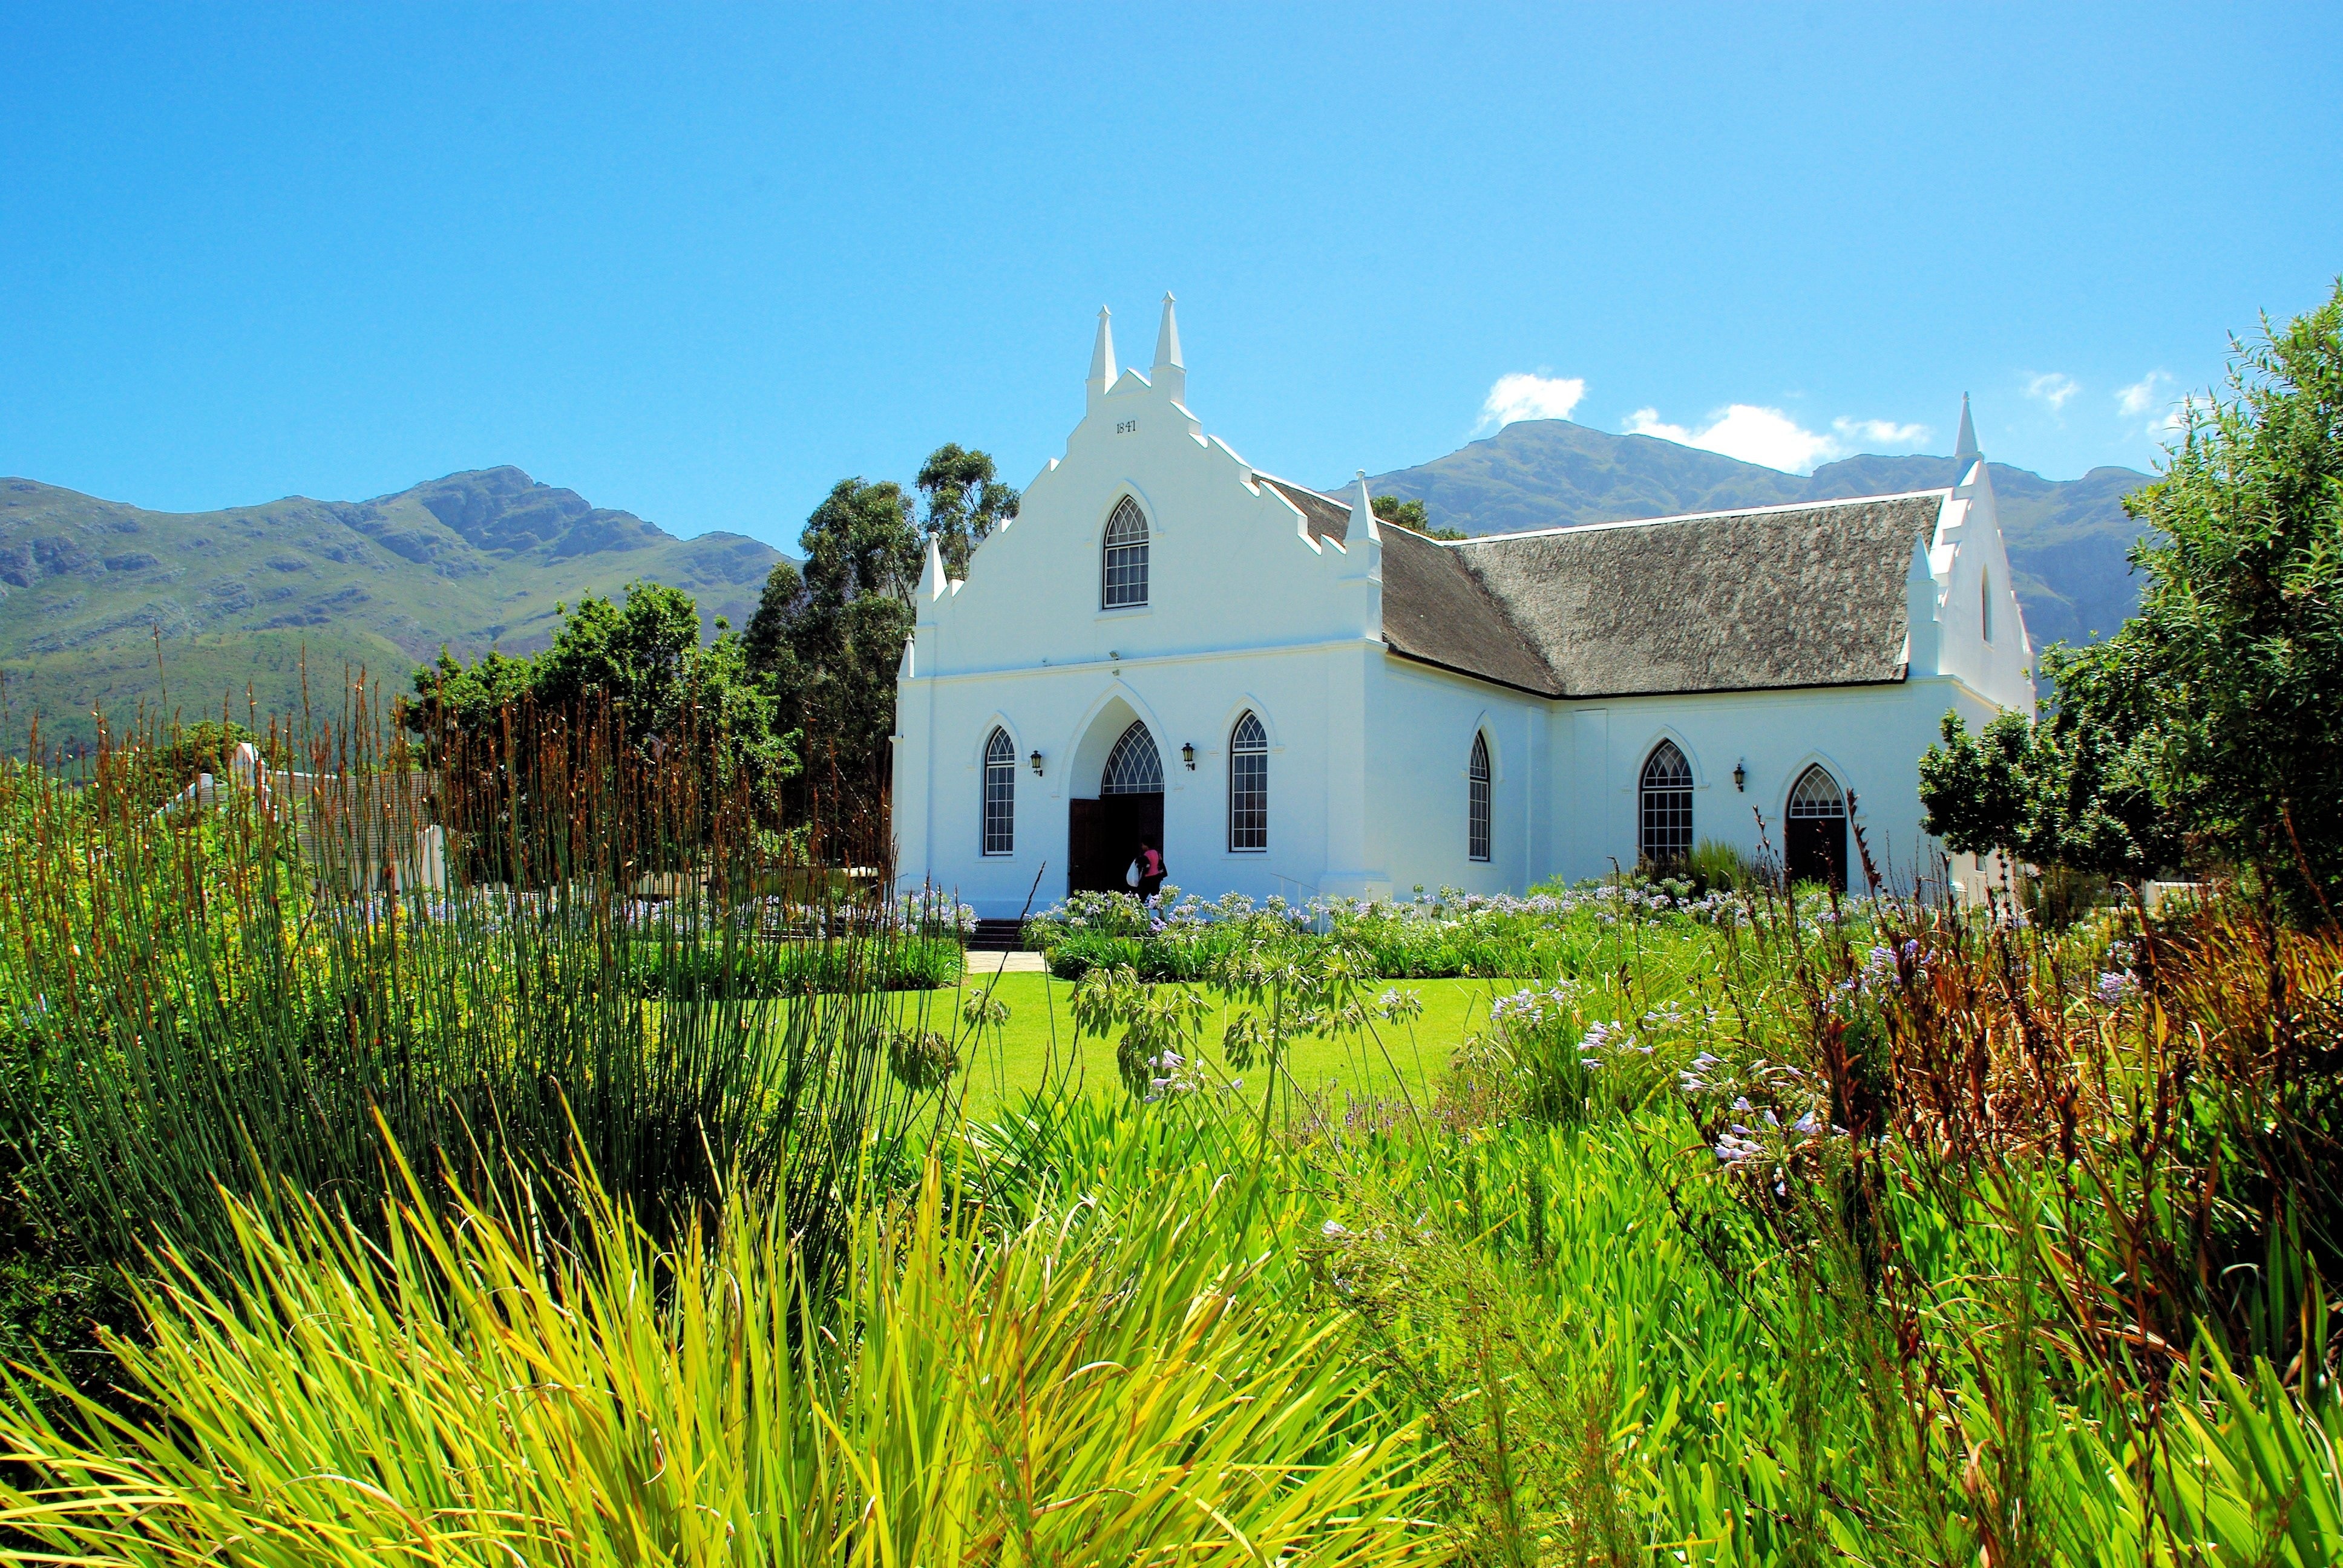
left=4, top=4, right=2338, bottom=555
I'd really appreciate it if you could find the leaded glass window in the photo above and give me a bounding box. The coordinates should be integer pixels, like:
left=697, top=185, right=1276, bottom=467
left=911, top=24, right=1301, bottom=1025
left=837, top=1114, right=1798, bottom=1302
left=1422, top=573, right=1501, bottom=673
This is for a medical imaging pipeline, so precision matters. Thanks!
left=1101, top=497, right=1149, bottom=609
left=1788, top=764, right=1846, bottom=820
left=1467, top=733, right=1491, bottom=862
left=1785, top=763, right=1849, bottom=891
left=1229, top=711, right=1267, bottom=852
left=1100, top=721, right=1162, bottom=795
left=1639, top=740, right=1693, bottom=867
left=982, top=728, right=1015, bottom=855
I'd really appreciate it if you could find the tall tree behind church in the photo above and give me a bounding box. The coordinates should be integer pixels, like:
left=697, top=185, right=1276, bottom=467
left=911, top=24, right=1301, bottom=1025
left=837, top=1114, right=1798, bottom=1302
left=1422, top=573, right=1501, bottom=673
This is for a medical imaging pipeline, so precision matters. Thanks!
left=746, top=447, right=1016, bottom=852
left=916, top=444, right=1020, bottom=578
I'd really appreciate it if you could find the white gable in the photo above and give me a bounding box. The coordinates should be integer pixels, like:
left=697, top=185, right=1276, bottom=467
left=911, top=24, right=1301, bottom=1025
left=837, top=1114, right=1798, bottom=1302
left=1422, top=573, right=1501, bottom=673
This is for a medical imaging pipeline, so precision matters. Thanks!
left=909, top=300, right=1382, bottom=684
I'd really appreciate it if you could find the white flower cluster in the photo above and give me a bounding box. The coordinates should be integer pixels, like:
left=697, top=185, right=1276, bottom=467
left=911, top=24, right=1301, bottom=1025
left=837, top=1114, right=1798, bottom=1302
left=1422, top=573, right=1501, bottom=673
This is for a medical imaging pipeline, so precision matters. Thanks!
left=1028, top=877, right=1817, bottom=939
left=1142, top=1047, right=1236, bottom=1103
left=1677, top=1050, right=1840, bottom=1195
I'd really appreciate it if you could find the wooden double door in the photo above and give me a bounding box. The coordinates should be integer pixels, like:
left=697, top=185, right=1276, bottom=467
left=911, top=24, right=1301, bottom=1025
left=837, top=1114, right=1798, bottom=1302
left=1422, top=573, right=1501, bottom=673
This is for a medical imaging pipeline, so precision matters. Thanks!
left=1067, top=793, right=1164, bottom=895
left=1784, top=815, right=1847, bottom=892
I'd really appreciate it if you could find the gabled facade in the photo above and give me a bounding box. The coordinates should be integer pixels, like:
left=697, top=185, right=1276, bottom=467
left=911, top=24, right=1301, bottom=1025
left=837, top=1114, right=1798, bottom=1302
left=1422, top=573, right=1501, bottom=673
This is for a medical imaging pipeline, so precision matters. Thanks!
left=892, top=298, right=2035, bottom=915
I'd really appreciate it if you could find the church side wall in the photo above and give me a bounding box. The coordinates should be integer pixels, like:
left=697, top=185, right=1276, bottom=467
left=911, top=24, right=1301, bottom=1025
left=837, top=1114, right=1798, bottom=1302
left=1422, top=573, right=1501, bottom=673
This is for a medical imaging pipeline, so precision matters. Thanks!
left=1551, top=676, right=2001, bottom=893
left=1366, top=657, right=1548, bottom=900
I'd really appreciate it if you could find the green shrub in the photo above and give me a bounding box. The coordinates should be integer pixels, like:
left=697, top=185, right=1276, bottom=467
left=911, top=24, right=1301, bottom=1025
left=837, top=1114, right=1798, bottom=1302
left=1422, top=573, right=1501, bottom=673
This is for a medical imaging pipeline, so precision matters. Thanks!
left=629, top=933, right=961, bottom=997
left=1686, top=836, right=1754, bottom=893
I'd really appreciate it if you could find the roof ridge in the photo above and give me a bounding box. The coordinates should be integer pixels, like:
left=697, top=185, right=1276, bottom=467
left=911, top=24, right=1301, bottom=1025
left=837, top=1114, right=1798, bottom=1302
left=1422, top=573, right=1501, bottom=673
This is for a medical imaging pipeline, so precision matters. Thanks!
left=1376, top=523, right=1561, bottom=696
left=1449, top=487, right=1954, bottom=546
left=1248, top=469, right=1337, bottom=502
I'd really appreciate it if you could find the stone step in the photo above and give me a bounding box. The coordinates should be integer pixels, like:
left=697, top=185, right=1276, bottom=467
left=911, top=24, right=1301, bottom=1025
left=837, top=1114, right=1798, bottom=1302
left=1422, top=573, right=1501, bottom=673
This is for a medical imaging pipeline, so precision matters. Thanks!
left=966, top=918, right=1027, bottom=952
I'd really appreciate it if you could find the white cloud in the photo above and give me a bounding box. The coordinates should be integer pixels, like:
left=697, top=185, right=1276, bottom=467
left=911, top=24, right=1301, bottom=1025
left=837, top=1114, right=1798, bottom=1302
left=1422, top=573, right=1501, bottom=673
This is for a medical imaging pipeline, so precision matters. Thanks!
left=2116, top=370, right=2171, bottom=416
left=2024, top=372, right=2080, bottom=412
left=1831, top=416, right=1932, bottom=449
left=1620, top=405, right=1806, bottom=472
left=1476, top=371, right=1587, bottom=433
left=1621, top=404, right=1932, bottom=473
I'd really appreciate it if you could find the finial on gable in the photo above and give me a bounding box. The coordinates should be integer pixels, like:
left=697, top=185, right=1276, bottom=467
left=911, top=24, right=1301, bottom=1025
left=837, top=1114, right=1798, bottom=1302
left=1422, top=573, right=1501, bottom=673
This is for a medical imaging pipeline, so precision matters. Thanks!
left=1349, top=469, right=1380, bottom=541
left=919, top=532, right=947, bottom=603
left=1152, top=292, right=1185, bottom=403
left=1955, top=393, right=1978, bottom=459
left=1086, top=306, right=1115, bottom=413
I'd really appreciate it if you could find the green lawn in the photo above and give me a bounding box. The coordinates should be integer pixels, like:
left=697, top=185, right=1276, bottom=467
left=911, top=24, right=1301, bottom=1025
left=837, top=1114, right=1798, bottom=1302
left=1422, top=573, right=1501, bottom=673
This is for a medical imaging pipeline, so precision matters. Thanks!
left=892, top=970, right=1524, bottom=1114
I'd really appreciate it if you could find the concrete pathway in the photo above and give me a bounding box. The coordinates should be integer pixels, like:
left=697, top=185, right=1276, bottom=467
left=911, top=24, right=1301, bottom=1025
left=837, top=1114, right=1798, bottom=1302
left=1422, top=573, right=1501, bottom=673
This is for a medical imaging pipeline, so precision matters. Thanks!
left=962, top=949, right=1050, bottom=975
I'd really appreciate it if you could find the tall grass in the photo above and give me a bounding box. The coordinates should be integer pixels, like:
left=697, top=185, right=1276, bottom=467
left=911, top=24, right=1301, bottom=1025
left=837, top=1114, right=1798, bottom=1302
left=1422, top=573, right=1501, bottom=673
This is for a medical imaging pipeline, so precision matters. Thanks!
left=0, top=688, right=942, bottom=1289
left=0, top=1134, right=1437, bottom=1566
left=4, top=688, right=2341, bottom=1561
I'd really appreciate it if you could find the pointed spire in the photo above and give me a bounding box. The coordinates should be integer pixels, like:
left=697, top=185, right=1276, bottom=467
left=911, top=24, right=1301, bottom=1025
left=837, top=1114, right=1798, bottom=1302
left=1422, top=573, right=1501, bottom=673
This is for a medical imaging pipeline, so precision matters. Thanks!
left=1086, top=305, right=1115, bottom=412
left=1904, top=533, right=1942, bottom=674
left=1153, top=293, right=1182, bottom=369
left=1152, top=292, right=1185, bottom=403
left=1349, top=469, right=1380, bottom=542
left=919, top=533, right=946, bottom=603
left=1955, top=393, right=1978, bottom=459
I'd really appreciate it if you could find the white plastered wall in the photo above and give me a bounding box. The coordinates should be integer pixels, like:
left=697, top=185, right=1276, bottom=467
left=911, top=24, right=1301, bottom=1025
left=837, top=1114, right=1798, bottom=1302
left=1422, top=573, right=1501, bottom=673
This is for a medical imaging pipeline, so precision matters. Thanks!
left=894, top=305, right=1386, bottom=915
left=1548, top=679, right=2004, bottom=892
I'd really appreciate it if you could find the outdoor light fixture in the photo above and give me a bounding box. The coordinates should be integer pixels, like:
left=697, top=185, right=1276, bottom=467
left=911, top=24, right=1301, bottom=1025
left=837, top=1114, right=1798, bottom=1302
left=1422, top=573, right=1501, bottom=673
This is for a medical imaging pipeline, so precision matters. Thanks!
left=1182, top=742, right=1196, bottom=769
left=1029, top=750, right=1044, bottom=776
left=1733, top=760, right=1747, bottom=792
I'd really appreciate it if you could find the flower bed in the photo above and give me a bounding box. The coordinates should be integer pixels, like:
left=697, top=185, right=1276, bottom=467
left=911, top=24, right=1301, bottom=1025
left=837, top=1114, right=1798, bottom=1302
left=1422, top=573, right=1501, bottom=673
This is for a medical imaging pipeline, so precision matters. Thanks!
left=1020, top=881, right=1748, bottom=981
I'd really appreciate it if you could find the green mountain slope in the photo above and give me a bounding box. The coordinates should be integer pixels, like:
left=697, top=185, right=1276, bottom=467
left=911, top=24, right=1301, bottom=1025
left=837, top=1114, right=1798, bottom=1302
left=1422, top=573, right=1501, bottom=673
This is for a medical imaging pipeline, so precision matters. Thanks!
left=1357, top=421, right=2157, bottom=652
left=0, top=468, right=784, bottom=748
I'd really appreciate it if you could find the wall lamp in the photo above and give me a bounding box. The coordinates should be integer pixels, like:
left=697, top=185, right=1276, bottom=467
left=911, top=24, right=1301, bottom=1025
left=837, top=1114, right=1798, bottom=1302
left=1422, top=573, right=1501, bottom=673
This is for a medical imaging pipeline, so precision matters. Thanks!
left=1732, top=760, right=1747, bottom=792
left=1182, top=742, right=1196, bottom=770
left=1029, top=750, right=1044, bottom=777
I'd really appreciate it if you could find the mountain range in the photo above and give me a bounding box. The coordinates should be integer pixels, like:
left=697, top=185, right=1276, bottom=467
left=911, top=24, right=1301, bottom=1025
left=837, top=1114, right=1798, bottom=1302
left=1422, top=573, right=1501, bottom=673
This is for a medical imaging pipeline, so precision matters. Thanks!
left=0, top=468, right=782, bottom=749
left=1, top=420, right=2156, bottom=749
left=1352, top=420, right=2157, bottom=654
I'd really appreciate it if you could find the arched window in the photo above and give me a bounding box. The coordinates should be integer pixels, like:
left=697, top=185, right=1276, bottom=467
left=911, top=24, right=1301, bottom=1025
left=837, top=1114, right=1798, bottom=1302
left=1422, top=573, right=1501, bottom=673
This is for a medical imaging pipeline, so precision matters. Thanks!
left=1639, top=740, right=1693, bottom=868
left=1981, top=572, right=1995, bottom=644
left=1228, top=711, right=1268, bottom=852
left=981, top=728, right=1016, bottom=855
left=1100, top=720, right=1163, bottom=794
left=1785, top=763, right=1849, bottom=891
left=1101, top=497, right=1149, bottom=609
left=1467, top=733, right=1492, bottom=862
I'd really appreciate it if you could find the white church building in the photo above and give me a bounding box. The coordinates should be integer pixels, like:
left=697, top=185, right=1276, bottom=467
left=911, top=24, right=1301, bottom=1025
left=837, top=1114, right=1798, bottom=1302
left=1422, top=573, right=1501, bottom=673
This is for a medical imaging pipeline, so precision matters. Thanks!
left=891, top=297, right=2036, bottom=916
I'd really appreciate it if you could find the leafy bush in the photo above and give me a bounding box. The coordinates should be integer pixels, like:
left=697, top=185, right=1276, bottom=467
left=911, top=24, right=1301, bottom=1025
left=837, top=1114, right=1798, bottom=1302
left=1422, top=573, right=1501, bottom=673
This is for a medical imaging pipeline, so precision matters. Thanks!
left=1687, top=835, right=1755, bottom=893
left=627, top=933, right=961, bottom=997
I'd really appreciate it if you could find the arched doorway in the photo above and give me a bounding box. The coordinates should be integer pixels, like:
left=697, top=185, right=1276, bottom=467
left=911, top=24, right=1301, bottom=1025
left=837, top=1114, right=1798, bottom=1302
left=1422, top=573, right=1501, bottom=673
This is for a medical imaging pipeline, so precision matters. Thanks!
left=1067, top=719, right=1164, bottom=895
left=1785, top=765, right=1848, bottom=890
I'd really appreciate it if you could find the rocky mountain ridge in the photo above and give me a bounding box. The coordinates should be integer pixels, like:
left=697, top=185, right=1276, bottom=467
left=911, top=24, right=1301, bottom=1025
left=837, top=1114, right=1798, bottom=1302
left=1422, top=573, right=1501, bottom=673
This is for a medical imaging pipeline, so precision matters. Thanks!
left=0, top=467, right=783, bottom=747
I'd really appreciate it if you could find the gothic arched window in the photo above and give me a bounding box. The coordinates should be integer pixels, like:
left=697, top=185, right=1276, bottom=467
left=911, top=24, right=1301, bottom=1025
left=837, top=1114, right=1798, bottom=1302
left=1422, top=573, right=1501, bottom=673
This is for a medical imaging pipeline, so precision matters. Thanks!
left=1100, top=721, right=1163, bottom=794
left=1785, top=763, right=1849, bottom=891
left=1639, top=740, right=1693, bottom=867
left=1467, top=732, right=1492, bottom=863
left=1101, top=497, right=1149, bottom=609
left=981, top=727, right=1015, bottom=855
left=1228, top=711, right=1268, bottom=852
left=1981, top=572, right=1995, bottom=644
